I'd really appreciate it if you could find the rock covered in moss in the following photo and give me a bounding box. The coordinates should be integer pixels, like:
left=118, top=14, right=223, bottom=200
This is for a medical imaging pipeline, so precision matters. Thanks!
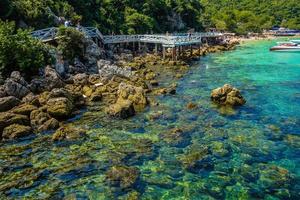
left=52, top=126, right=86, bottom=141
left=106, top=99, right=135, bottom=119
left=46, top=97, right=73, bottom=119
left=0, top=96, right=21, bottom=112
left=106, top=165, right=140, bottom=189
left=0, top=112, right=29, bottom=133
left=11, top=104, right=38, bottom=116
left=211, top=84, right=246, bottom=106
left=30, top=109, right=59, bottom=132
left=2, top=124, right=32, bottom=140
left=117, top=82, right=148, bottom=111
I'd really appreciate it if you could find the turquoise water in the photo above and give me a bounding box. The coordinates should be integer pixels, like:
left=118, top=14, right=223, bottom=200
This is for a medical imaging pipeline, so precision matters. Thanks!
left=1, top=40, right=300, bottom=199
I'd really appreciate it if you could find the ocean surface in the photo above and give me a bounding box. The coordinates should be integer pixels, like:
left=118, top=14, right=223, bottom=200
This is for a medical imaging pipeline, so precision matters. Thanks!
left=1, top=40, right=300, bottom=199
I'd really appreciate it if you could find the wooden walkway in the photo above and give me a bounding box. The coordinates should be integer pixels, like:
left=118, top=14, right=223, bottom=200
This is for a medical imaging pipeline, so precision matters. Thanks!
left=31, top=27, right=223, bottom=60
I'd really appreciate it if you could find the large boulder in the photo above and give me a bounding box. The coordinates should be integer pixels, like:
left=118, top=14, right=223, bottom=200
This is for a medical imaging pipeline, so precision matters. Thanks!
left=4, top=71, right=30, bottom=99
left=30, top=109, right=59, bottom=132
left=211, top=84, right=246, bottom=106
left=117, top=82, right=148, bottom=111
left=46, top=97, right=73, bottom=119
left=2, top=124, right=32, bottom=140
left=44, top=65, right=65, bottom=90
left=0, top=96, right=21, bottom=112
left=106, top=99, right=135, bottom=119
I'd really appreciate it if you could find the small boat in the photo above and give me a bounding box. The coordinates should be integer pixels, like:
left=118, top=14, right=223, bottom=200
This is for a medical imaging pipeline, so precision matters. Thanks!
left=290, top=40, right=300, bottom=44
left=270, top=42, right=300, bottom=52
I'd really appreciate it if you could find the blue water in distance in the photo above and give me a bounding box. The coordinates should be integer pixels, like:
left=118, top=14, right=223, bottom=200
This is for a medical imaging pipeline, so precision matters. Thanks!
left=0, top=40, right=299, bottom=199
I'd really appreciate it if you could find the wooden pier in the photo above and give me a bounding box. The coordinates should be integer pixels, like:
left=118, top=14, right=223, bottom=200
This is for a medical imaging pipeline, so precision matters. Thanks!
left=31, top=27, right=223, bottom=60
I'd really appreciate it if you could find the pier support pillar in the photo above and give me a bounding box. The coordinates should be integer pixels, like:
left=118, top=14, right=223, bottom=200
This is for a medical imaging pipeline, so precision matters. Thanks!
left=155, top=43, right=158, bottom=54
left=190, top=45, right=193, bottom=57
left=138, top=42, right=141, bottom=52
left=172, top=47, right=177, bottom=61
left=163, top=46, right=166, bottom=60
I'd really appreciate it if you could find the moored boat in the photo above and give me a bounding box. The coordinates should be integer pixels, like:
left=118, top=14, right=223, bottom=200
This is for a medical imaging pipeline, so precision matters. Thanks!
left=270, top=41, right=300, bottom=52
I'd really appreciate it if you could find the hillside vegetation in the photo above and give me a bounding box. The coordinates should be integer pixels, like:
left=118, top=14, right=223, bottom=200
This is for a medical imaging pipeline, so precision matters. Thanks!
left=1, top=0, right=300, bottom=34
left=0, top=0, right=299, bottom=80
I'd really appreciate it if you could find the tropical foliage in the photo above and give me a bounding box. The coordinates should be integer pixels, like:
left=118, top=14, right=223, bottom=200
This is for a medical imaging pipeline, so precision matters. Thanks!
left=0, top=20, right=52, bottom=80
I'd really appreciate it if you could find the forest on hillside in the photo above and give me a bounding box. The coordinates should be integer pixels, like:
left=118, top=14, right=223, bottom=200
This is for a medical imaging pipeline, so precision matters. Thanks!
left=1, top=0, right=300, bottom=35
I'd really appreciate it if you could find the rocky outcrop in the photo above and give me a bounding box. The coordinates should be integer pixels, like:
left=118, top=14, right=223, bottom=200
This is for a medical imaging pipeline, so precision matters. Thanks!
left=4, top=71, right=30, bottom=99
left=211, top=84, right=246, bottom=106
left=0, top=96, right=21, bottom=112
left=2, top=124, right=32, bottom=140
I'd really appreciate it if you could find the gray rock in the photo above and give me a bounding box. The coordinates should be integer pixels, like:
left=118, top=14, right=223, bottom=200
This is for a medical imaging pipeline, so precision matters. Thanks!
left=0, top=96, right=21, bottom=112
left=97, top=60, right=133, bottom=78
left=44, top=65, right=65, bottom=90
left=4, top=71, right=30, bottom=99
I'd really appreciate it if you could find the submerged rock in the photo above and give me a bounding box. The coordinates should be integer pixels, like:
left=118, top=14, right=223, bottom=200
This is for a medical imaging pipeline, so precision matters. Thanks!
left=0, top=96, right=21, bottom=112
left=186, top=102, right=198, bottom=110
left=179, top=145, right=211, bottom=172
left=211, top=84, right=246, bottom=106
left=106, top=165, right=140, bottom=189
left=257, top=165, right=294, bottom=190
left=52, top=126, right=86, bottom=141
left=2, top=124, right=32, bottom=140
left=284, top=134, right=300, bottom=148
left=160, top=128, right=190, bottom=147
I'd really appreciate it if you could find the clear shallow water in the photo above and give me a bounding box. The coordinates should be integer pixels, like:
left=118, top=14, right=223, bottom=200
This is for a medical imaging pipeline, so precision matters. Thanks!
left=1, top=40, right=300, bottom=199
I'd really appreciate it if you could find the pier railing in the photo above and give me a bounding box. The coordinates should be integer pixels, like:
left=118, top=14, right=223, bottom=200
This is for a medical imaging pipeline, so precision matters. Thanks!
left=31, top=26, right=223, bottom=47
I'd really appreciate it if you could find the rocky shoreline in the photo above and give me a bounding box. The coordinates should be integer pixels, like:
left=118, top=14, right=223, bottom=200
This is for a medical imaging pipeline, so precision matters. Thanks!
left=0, top=39, right=239, bottom=142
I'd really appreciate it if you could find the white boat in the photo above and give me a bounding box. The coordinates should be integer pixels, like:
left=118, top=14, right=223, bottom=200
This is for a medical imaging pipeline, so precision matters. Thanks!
left=270, top=41, right=300, bottom=52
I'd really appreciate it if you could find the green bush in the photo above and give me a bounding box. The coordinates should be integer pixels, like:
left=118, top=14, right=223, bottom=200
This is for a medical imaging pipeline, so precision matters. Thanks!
left=0, top=20, right=53, bottom=79
left=56, top=26, right=86, bottom=61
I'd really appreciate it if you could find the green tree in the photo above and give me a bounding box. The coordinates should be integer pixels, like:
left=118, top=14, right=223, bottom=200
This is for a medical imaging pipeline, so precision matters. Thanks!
left=56, top=26, right=86, bottom=61
left=0, top=20, right=52, bottom=79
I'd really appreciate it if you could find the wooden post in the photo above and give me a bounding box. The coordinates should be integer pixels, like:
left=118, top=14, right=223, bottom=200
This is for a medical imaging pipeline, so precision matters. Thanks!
left=190, top=45, right=193, bottom=57
left=163, top=46, right=166, bottom=60
left=155, top=43, right=158, bottom=54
